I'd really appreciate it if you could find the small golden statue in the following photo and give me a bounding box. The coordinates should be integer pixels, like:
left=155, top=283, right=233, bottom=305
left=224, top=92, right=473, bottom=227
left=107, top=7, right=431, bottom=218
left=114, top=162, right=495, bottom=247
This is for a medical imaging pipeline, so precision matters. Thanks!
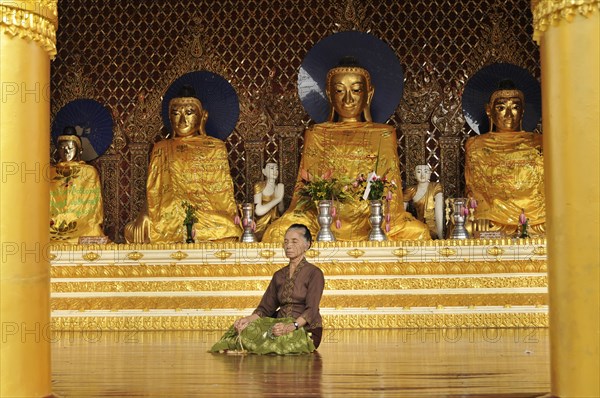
left=49, top=127, right=106, bottom=243
left=124, top=85, right=241, bottom=243
left=262, top=57, right=429, bottom=242
left=464, top=79, right=545, bottom=237
left=403, top=165, right=444, bottom=239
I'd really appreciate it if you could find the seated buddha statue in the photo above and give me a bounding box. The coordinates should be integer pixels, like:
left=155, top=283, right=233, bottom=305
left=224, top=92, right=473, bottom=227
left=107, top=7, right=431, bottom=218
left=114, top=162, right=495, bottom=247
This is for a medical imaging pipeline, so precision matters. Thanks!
left=49, top=127, right=106, bottom=243
left=124, top=86, right=241, bottom=243
left=253, top=162, right=285, bottom=241
left=261, top=58, right=430, bottom=242
left=403, top=165, right=444, bottom=239
left=464, top=80, right=545, bottom=236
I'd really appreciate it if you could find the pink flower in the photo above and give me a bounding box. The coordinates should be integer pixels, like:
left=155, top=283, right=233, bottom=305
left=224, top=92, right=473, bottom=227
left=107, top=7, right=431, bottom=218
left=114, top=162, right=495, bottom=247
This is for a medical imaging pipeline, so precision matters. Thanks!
left=470, top=198, right=478, bottom=209
left=385, top=223, right=391, bottom=233
left=386, top=191, right=393, bottom=201
left=352, top=181, right=359, bottom=188
left=242, top=218, right=248, bottom=227
left=462, top=206, right=469, bottom=217
left=251, top=221, right=256, bottom=231
left=385, top=213, right=391, bottom=223
left=234, top=215, right=240, bottom=225
left=335, top=219, right=342, bottom=229
left=331, top=206, right=337, bottom=217
left=371, top=175, right=378, bottom=181
left=300, top=169, right=311, bottom=181
left=321, top=169, right=333, bottom=180
left=519, top=210, right=527, bottom=225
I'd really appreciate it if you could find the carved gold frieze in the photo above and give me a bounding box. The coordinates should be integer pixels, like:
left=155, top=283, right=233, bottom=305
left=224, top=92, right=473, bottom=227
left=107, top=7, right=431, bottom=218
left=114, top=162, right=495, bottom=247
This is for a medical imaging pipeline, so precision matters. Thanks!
left=51, top=293, right=548, bottom=311
left=51, top=260, right=548, bottom=279
left=305, top=249, right=320, bottom=258
left=392, top=248, right=409, bottom=258
left=51, top=275, right=547, bottom=293
left=49, top=311, right=548, bottom=331
left=0, top=2, right=58, bottom=58
left=532, top=246, right=547, bottom=256
left=532, top=0, right=599, bottom=42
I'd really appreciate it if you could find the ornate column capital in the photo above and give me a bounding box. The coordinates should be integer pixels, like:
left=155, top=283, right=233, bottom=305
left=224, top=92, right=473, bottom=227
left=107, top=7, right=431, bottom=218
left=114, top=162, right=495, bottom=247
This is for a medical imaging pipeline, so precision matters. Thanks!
left=0, top=0, right=58, bottom=59
left=532, top=0, right=600, bottom=43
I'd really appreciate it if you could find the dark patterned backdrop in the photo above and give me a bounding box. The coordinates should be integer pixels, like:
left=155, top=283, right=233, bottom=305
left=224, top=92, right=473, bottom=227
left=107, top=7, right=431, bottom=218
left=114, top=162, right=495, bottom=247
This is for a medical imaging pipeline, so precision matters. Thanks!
left=50, top=0, right=540, bottom=243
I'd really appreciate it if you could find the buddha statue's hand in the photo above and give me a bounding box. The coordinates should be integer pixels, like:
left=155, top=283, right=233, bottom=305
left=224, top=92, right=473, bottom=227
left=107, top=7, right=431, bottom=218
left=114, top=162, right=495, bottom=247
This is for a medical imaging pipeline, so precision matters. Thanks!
left=124, top=208, right=152, bottom=244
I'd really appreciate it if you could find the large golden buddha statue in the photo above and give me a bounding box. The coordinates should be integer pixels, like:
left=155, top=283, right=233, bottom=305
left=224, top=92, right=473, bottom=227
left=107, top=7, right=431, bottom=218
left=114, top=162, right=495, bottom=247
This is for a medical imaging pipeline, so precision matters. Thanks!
left=49, top=128, right=105, bottom=243
left=262, top=58, right=430, bottom=242
left=125, top=86, right=241, bottom=243
left=464, top=79, right=545, bottom=235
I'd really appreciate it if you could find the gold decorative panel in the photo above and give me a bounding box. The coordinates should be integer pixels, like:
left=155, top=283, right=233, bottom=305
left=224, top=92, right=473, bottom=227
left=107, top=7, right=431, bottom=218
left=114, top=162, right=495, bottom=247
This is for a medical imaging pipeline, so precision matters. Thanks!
left=51, top=0, right=540, bottom=242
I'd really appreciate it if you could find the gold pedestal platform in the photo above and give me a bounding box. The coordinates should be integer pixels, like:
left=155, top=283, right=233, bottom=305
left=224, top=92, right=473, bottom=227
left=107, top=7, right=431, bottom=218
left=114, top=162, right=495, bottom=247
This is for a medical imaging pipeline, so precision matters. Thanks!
left=50, top=239, right=548, bottom=330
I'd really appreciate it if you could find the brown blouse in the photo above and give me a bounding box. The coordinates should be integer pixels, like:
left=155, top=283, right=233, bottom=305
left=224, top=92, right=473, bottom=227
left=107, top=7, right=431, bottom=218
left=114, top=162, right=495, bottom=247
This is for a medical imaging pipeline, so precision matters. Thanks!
left=253, top=258, right=324, bottom=329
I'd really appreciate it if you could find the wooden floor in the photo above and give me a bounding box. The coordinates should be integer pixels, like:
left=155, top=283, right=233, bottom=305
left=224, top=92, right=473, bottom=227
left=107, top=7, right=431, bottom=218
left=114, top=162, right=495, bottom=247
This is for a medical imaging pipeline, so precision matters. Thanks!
left=51, top=328, right=550, bottom=397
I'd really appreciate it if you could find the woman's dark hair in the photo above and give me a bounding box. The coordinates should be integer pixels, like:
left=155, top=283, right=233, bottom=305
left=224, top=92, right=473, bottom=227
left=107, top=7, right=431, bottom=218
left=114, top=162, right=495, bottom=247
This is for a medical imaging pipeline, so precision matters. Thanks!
left=287, top=223, right=312, bottom=247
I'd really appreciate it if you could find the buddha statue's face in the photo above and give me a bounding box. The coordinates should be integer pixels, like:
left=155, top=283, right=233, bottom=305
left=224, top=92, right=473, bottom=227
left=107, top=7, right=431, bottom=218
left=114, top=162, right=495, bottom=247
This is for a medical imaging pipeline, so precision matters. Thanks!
left=486, top=95, right=524, bottom=133
left=328, top=72, right=371, bottom=122
left=170, top=103, right=202, bottom=137
left=415, top=165, right=432, bottom=183
left=58, top=140, right=79, bottom=162
left=263, top=163, right=278, bottom=181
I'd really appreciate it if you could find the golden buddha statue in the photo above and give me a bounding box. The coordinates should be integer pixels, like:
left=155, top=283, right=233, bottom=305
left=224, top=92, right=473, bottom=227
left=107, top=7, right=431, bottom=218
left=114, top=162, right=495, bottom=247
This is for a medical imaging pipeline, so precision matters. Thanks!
left=262, top=58, right=430, bottom=242
left=49, top=128, right=105, bottom=243
left=464, top=80, right=545, bottom=236
left=125, top=86, right=241, bottom=243
left=253, top=162, right=285, bottom=241
left=403, top=165, right=444, bottom=239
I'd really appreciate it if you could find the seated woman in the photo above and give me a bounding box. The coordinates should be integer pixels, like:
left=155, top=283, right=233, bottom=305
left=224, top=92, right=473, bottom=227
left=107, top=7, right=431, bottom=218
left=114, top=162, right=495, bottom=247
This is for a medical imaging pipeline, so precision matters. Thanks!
left=261, top=58, right=430, bottom=242
left=254, top=162, right=285, bottom=241
left=403, top=164, right=444, bottom=239
left=211, top=224, right=324, bottom=354
left=464, top=80, right=545, bottom=236
left=49, top=128, right=105, bottom=243
left=125, top=86, right=241, bottom=243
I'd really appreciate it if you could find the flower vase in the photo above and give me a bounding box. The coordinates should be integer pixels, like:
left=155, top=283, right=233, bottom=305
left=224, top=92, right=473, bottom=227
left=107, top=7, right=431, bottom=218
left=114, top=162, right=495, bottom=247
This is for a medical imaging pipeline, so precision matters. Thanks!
left=240, top=202, right=257, bottom=243
left=368, top=200, right=387, bottom=241
left=185, top=223, right=195, bottom=243
left=316, top=200, right=336, bottom=242
left=449, top=198, right=469, bottom=239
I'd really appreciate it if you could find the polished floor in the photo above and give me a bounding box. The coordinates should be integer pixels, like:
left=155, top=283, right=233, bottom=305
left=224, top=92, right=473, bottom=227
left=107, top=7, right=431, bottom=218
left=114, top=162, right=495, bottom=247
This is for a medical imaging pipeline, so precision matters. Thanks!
left=51, top=328, right=550, bottom=397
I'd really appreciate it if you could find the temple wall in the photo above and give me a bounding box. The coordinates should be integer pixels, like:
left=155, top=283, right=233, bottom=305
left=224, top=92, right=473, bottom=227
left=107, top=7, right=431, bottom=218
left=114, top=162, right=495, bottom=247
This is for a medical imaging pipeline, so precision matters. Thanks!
left=51, top=0, right=541, bottom=242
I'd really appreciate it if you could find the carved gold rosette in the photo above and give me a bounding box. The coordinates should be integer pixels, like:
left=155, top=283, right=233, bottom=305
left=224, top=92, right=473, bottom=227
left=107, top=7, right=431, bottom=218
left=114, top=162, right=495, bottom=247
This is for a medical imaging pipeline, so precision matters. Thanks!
left=532, top=0, right=600, bottom=43
left=0, top=0, right=58, bottom=58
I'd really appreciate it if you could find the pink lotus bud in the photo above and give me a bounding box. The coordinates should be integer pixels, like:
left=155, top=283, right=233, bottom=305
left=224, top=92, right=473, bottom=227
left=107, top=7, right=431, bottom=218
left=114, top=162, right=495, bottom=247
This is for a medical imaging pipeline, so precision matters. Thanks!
left=234, top=215, right=241, bottom=225
left=470, top=198, right=478, bottom=209
left=462, top=206, right=469, bottom=217
left=335, top=219, right=342, bottom=229
left=385, top=223, right=391, bottom=233
left=385, top=213, right=391, bottom=223
left=352, top=181, right=359, bottom=188
left=386, top=191, right=393, bottom=201
left=242, top=218, right=248, bottom=227
left=519, top=211, right=527, bottom=225
left=192, top=228, right=196, bottom=238
left=331, top=206, right=337, bottom=217
left=251, top=221, right=256, bottom=231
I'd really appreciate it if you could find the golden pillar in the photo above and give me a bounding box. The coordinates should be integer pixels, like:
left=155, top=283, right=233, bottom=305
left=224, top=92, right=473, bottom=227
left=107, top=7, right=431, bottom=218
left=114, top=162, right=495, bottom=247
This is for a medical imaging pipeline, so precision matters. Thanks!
left=0, top=1, right=58, bottom=396
left=532, top=1, right=600, bottom=396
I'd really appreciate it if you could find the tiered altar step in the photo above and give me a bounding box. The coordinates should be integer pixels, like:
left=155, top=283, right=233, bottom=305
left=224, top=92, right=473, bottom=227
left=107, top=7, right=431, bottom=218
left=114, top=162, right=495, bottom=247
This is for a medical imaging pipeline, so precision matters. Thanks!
left=50, top=239, right=548, bottom=330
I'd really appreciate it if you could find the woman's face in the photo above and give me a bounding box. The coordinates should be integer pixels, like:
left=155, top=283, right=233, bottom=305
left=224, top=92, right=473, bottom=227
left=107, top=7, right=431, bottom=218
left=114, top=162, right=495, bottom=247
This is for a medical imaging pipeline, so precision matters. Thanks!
left=283, top=229, right=309, bottom=261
